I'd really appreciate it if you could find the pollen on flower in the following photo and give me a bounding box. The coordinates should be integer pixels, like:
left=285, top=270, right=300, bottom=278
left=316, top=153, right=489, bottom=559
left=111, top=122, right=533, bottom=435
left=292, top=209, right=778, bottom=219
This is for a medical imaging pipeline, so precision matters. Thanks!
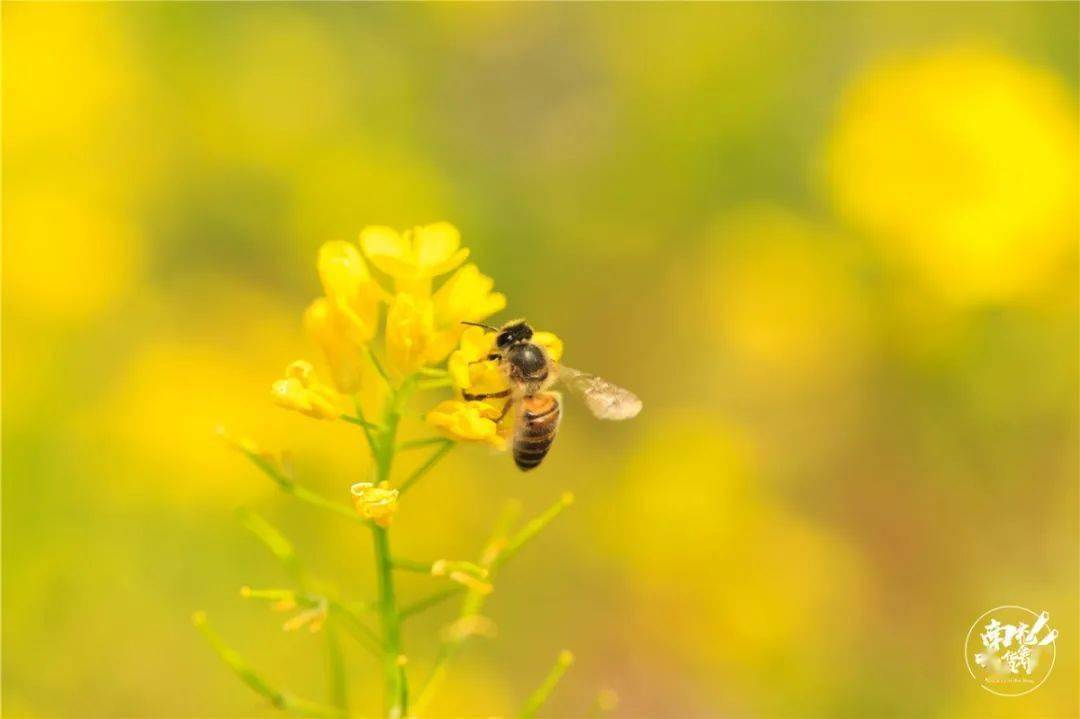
left=446, top=325, right=564, bottom=398
left=270, top=360, right=344, bottom=421
left=425, top=400, right=508, bottom=447
left=448, top=327, right=507, bottom=394
left=385, top=292, right=436, bottom=375
left=351, top=482, right=400, bottom=526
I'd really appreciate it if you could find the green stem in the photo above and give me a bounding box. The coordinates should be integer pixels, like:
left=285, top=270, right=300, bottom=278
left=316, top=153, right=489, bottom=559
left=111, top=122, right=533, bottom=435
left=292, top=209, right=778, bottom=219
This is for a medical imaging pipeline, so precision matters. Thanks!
left=369, top=379, right=414, bottom=719
left=390, top=557, right=432, bottom=573
left=327, top=600, right=384, bottom=657
left=325, top=623, right=348, bottom=715
left=414, top=496, right=572, bottom=714
left=244, top=453, right=369, bottom=526
left=396, top=441, right=454, bottom=495
left=496, top=492, right=575, bottom=570
left=365, top=347, right=393, bottom=390
left=397, top=436, right=451, bottom=451
left=520, top=647, right=574, bottom=716
left=372, top=525, right=405, bottom=718
left=519, top=651, right=575, bottom=719
left=340, top=413, right=383, bottom=432
left=193, top=612, right=342, bottom=718
left=400, top=586, right=463, bottom=620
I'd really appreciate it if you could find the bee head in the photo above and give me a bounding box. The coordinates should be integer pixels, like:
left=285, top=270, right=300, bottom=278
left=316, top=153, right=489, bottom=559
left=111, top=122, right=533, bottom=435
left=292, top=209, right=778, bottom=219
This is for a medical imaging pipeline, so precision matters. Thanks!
left=495, top=320, right=533, bottom=349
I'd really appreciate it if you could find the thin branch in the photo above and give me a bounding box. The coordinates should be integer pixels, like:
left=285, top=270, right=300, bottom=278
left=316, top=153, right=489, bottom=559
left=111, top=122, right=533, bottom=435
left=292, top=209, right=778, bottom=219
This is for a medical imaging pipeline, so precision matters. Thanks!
left=351, top=399, right=380, bottom=452
left=395, top=441, right=454, bottom=495
left=400, top=587, right=463, bottom=620
left=236, top=512, right=381, bottom=662
left=390, top=557, right=432, bottom=573
left=414, top=495, right=573, bottom=712
left=364, top=347, right=393, bottom=390
left=496, top=492, right=574, bottom=569
left=193, top=612, right=343, bottom=718
left=519, top=650, right=575, bottom=719
left=325, top=623, right=348, bottom=715
left=241, top=452, right=368, bottom=526
left=413, top=501, right=522, bottom=714
left=327, top=600, right=384, bottom=658
left=236, top=509, right=304, bottom=581
left=397, top=436, right=452, bottom=451
left=340, top=413, right=382, bottom=432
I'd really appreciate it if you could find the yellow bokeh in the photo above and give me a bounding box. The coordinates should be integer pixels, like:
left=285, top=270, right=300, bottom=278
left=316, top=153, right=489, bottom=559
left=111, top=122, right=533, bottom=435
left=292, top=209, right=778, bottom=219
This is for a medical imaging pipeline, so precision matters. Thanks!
left=603, top=415, right=868, bottom=712
left=827, top=45, right=1078, bottom=304
left=4, top=183, right=141, bottom=322
left=703, top=206, right=868, bottom=386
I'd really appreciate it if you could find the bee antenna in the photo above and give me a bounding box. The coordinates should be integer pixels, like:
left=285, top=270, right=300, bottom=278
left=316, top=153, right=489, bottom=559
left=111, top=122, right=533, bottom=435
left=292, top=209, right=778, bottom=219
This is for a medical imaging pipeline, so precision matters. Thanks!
left=460, top=321, right=498, bottom=333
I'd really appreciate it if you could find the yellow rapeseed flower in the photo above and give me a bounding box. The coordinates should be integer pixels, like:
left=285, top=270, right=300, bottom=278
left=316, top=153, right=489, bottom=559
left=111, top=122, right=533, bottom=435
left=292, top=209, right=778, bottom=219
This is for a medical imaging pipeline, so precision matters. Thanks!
left=425, top=400, right=507, bottom=447
left=427, top=264, right=507, bottom=362
left=316, top=240, right=384, bottom=343
left=827, top=45, right=1078, bottom=303
left=359, top=222, right=469, bottom=295
left=385, top=292, right=436, bottom=375
left=270, top=360, right=343, bottom=421
left=448, top=326, right=564, bottom=395
left=350, top=482, right=399, bottom=526
left=447, top=326, right=509, bottom=396
left=304, top=297, right=366, bottom=393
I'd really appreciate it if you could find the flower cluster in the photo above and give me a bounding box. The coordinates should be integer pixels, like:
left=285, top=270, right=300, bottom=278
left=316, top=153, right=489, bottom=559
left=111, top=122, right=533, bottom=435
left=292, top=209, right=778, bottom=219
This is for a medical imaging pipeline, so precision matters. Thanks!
left=209, top=222, right=581, bottom=719
left=270, top=221, right=565, bottom=484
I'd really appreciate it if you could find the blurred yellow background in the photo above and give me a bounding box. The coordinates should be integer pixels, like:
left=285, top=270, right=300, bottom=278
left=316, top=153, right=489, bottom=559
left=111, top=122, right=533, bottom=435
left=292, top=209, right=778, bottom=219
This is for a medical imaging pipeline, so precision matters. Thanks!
left=3, top=3, right=1077, bottom=717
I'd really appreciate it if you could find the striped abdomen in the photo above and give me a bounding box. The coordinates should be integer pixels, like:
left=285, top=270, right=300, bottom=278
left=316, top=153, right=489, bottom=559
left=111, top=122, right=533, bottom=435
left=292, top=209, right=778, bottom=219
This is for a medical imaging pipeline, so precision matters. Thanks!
left=513, top=393, right=561, bottom=471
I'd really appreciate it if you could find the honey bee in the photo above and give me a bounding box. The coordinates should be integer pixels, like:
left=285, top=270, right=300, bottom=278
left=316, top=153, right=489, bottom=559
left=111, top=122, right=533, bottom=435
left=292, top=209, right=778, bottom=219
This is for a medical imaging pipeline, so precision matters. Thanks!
left=461, top=320, right=642, bottom=471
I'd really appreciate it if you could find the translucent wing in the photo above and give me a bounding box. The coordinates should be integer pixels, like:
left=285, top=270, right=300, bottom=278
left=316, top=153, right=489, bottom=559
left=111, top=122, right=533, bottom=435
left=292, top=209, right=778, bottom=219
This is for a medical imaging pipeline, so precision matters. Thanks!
left=557, top=365, right=643, bottom=420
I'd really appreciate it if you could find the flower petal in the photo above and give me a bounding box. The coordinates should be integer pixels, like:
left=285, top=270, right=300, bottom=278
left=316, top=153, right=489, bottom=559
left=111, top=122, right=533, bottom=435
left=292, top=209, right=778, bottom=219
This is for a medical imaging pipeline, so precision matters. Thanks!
left=414, top=222, right=463, bottom=272
left=318, top=241, right=370, bottom=301
left=304, top=298, right=365, bottom=392
left=432, top=263, right=505, bottom=327
left=360, top=226, right=415, bottom=278
left=426, top=400, right=507, bottom=447
left=385, top=292, right=435, bottom=375
left=427, top=247, right=471, bottom=278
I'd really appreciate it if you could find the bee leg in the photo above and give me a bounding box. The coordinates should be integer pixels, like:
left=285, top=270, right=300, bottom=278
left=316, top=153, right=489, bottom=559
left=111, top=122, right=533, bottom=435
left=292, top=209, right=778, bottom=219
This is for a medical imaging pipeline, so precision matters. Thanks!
left=468, top=353, right=502, bottom=366
left=461, top=389, right=511, bottom=401
left=496, top=397, right=514, bottom=422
